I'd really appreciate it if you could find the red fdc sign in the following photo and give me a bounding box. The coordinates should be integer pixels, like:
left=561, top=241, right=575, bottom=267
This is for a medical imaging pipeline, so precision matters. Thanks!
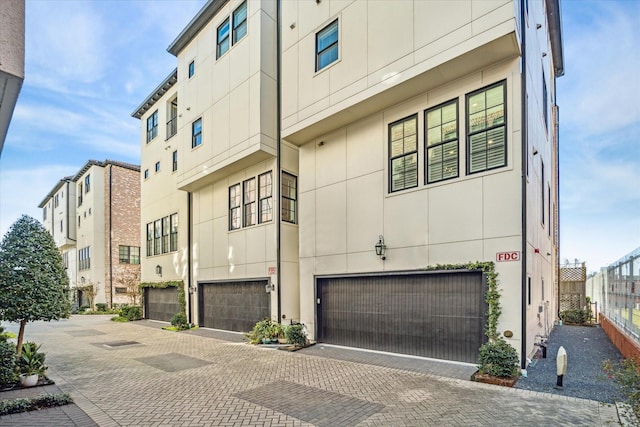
left=496, top=251, right=520, bottom=262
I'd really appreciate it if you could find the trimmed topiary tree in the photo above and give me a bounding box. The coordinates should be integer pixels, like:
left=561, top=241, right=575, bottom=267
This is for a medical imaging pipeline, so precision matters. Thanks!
left=0, top=215, right=71, bottom=356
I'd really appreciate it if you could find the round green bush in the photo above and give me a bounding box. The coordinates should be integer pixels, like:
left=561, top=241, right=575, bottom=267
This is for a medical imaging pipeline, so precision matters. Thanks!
left=170, top=312, right=188, bottom=330
left=477, top=339, right=520, bottom=378
left=284, top=324, right=307, bottom=348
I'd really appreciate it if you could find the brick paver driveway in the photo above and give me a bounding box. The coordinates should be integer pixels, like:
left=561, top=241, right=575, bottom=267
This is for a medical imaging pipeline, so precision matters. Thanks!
left=2, top=316, right=620, bottom=426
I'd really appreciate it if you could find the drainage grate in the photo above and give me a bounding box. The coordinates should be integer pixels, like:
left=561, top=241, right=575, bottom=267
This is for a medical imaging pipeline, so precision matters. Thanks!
left=102, top=341, right=142, bottom=348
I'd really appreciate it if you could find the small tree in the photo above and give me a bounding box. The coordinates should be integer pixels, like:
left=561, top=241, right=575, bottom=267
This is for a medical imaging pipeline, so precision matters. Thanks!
left=119, top=269, right=141, bottom=305
left=0, top=215, right=71, bottom=356
left=78, top=282, right=97, bottom=310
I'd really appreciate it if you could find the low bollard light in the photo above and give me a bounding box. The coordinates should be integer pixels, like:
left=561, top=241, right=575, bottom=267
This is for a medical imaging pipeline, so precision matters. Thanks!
left=555, top=345, right=567, bottom=389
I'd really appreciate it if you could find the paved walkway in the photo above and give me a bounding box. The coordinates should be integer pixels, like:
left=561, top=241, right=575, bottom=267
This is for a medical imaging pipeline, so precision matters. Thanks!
left=0, top=316, right=623, bottom=426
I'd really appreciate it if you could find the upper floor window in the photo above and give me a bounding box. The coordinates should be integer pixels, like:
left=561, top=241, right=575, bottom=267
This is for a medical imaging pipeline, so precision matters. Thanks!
left=43, top=207, right=47, bottom=221
left=282, top=172, right=297, bottom=224
left=119, top=245, right=140, bottom=264
left=426, top=100, right=458, bottom=184
left=85, top=174, right=91, bottom=193
left=192, top=118, right=202, bottom=148
left=155, top=161, right=161, bottom=173
left=389, top=115, right=418, bottom=192
left=316, top=19, right=338, bottom=71
left=79, top=246, right=91, bottom=271
left=78, top=183, right=83, bottom=206
left=188, top=60, right=195, bottom=78
left=54, top=194, right=59, bottom=208
left=167, top=99, right=178, bottom=139
left=467, top=81, right=506, bottom=174
left=217, top=18, right=230, bottom=58
left=172, top=150, right=178, bottom=172
left=170, top=213, right=178, bottom=252
left=162, top=216, right=170, bottom=253
left=542, top=71, right=548, bottom=131
left=243, top=177, right=256, bottom=227
left=258, top=171, right=272, bottom=223
left=147, top=110, right=158, bottom=142
left=233, top=1, right=247, bottom=44
left=144, top=169, right=149, bottom=180
left=146, top=223, right=153, bottom=256
left=229, top=183, right=241, bottom=230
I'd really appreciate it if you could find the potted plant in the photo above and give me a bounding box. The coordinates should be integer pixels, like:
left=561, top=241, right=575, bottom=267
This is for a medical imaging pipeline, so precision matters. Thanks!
left=17, top=342, right=47, bottom=387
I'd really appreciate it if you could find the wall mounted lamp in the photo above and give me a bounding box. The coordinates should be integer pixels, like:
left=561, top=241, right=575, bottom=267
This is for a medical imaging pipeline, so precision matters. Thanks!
left=81, top=276, right=86, bottom=284
left=265, top=281, right=275, bottom=293
left=155, top=265, right=162, bottom=277
left=375, top=235, right=386, bottom=260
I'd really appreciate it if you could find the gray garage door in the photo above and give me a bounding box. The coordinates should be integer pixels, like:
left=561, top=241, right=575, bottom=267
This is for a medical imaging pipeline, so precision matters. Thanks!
left=198, top=280, right=270, bottom=333
left=316, top=271, right=486, bottom=363
left=144, top=287, right=180, bottom=322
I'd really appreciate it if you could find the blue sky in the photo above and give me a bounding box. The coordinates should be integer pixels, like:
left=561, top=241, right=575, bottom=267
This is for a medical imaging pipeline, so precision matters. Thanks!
left=1, top=0, right=639, bottom=273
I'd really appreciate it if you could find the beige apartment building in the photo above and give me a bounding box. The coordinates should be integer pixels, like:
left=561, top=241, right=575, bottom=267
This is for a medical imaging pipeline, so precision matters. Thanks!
left=0, top=0, right=25, bottom=155
left=40, top=160, right=141, bottom=309
left=135, top=0, right=563, bottom=366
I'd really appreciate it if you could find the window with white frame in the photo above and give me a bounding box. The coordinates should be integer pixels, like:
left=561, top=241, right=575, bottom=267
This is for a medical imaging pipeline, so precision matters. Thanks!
left=147, top=110, right=158, bottom=142
left=467, top=81, right=506, bottom=174
left=389, top=115, right=418, bottom=192
left=426, top=100, right=458, bottom=184
left=281, top=172, right=297, bottom=224
left=316, top=19, right=338, bottom=71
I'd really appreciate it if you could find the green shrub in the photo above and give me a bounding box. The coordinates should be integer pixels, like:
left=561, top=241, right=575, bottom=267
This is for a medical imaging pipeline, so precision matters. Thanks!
left=0, top=392, right=73, bottom=415
left=0, top=340, right=17, bottom=387
left=78, top=305, right=90, bottom=312
left=477, top=339, right=520, bottom=378
left=170, top=312, right=189, bottom=330
left=245, top=318, right=281, bottom=344
left=603, top=357, right=640, bottom=416
left=560, top=309, right=590, bottom=324
left=95, top=303, right=108, bottom=312
left=16, top=342, right=47, bottom=377
left=120, top=306, right=142, bottom=321
left=285, top=323, right=307, bottom=348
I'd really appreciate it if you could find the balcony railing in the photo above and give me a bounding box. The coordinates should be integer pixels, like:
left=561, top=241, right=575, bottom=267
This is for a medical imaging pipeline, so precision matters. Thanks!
left=166, top=117, right=177, bottom=139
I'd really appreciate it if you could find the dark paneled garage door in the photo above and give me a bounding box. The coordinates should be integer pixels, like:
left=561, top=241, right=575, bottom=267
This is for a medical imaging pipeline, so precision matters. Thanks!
left=144, top=287, right=180, bottom=322
left=199, top=280, right=270, bottom=333
left=316, top=271, right=486, bottom=363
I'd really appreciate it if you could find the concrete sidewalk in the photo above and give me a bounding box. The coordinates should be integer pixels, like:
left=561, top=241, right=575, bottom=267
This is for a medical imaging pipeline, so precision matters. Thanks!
left=0, top=316, right=622, bottom=426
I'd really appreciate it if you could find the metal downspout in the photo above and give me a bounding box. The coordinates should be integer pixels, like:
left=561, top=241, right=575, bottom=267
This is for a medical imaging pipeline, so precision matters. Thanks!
left=109, top=165, right=114, bottom=308
left=520, top=0, right=528, bottom=369
left=276, top=0, right=282, bottom=323
left=187, top=192, right=193, bottom=324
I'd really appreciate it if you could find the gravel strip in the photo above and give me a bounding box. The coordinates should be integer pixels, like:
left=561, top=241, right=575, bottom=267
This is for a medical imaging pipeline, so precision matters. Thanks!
left=515, top=324, right=624, bottom=403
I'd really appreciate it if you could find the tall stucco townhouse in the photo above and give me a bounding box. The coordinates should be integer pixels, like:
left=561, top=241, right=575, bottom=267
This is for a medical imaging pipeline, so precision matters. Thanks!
left=41, top=160, right=141, bottom=309
left=0, top=0, right=25, bottom=155
left=136, top=0, right=563, bottom=367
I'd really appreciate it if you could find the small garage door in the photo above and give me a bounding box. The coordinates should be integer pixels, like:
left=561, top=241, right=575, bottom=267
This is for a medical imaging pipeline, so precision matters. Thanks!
left=316, top=271, right=486, bottom=363
left=199, top=280, right=270, bottom=333
left=144, top=287, right=180, bottom=322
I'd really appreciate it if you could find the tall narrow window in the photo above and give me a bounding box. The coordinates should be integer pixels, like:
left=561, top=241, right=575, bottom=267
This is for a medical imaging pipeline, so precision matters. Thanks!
left=43, top=207, right=47, bottom=221
left=78, top=183, right=83, bottom=206
left=233, top=1, right=247, bottom=44
left=467, top=81, right=506, bottom=174
left=154, top=220, right=162, bottom=255
left=167, top=99, right=178, bottom=138
left=281, top=172, right=297, bottom=224
left=155, top=161, right=161, bottom=173
left=217, top=18, right=230, bottom=58
left=192, top=118, right=202, bottom=148
left=54, top=194, right=59, bottom=208
left=144, top=169, right=149, bottom=180
left=229, top=184, right=241, bottom=230
left=542, top=71, right=548, bottom=130
left=541, top=160, right=545, bottom=226
left=172, top=150, right=178, bottom=172
left=426, top=100, right=458, bottom=184
left=170, top=213, right=178, bottom=251
left=146, top=223, right=153, bottom=256
left=258, top=171, right=273, bottom=223
left=162, top=216, right=170, bottom=253
left=188, top=60, right=195, bottom=78
left=85, top=174, right=91, bottom=193
left=548, top=184, right=552, bottom=237
left=389, top=115, right=418, bottom=192
left=316, top=20, right=338, bottom=71
left=147, top=110, right=158, bottom=142
left=243, top=178, right=256, bottom=227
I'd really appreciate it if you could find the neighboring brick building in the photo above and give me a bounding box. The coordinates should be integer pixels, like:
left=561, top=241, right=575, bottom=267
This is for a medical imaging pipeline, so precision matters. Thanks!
left=40, top=159, right=140, bottom=308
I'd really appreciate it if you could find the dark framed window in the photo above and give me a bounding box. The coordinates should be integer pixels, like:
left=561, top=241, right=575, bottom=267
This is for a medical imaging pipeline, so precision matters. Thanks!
left=425, top=100, right=458, bottom=184
left=78, top=183, right=83, bottom=206
left=281, top=172, right=297, bottom=224
left=43, top=207, right=47, bottom=221
left=316, top=19, right=338, bottom=71
left=542, top=70, right=548, bottom=130
left=162, top=216, right=170, bottom=253
left=233, top=1, right=247, bottom=44
left=258, top=171, right=272, bottom=223
left=548, top=185, right=551, bottom=237
left=54, top=194, right=59, bottom=208
left=170, top=213, right=178, bottom=252
left=172, top=150, right=178, bottom=172
left=192, top=118, right=202, bottom=148
left=154, top=220, right=162, bottom=255
left=84, top=174, right=91, bottom=193
left=243, top=178, right=256, bottom=227
left=167, top=99, right=178, bottom=138
left=79, top=246, right=91, bottom=271
left=229, top=184, right=241, bottom=230
left=146, top=223, right=153, bottom=256
left=155, top=161, right=161, bottom=173
left=144, top=169, right=149, bottom=179
left=467, top=81, right=507, bottom=174
left=541, top=160, right=545, bottom=226
left=115, top=287, right=127, bottom=294
left=147, top=110, right=158, bottom=142
left=188, top=60, right=195, bottom=78
left=119, top=245, right=140, bottom=264
left=217, top=18, right=230, bottom=58
left=389, top=114, right=418, bottom=192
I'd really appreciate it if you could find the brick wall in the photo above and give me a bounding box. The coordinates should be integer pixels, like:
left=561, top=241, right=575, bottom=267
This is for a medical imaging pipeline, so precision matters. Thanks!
left=104, top=164, right=141, bottom=307
left=600, top=313, right=640, bottom=359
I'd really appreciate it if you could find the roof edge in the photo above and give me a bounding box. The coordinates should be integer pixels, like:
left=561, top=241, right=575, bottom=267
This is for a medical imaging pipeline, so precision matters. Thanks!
left=167, top=0, right=228, bottom=56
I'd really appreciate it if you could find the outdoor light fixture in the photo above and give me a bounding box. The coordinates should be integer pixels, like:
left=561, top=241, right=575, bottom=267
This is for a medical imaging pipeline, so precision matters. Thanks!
left=375, top=235, right=386, bottom=260
left=265, top=282, right=275, bottom=293
left=155, top=265, right=162, bottom=277
left=81, top=276, right=86, bottom=284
